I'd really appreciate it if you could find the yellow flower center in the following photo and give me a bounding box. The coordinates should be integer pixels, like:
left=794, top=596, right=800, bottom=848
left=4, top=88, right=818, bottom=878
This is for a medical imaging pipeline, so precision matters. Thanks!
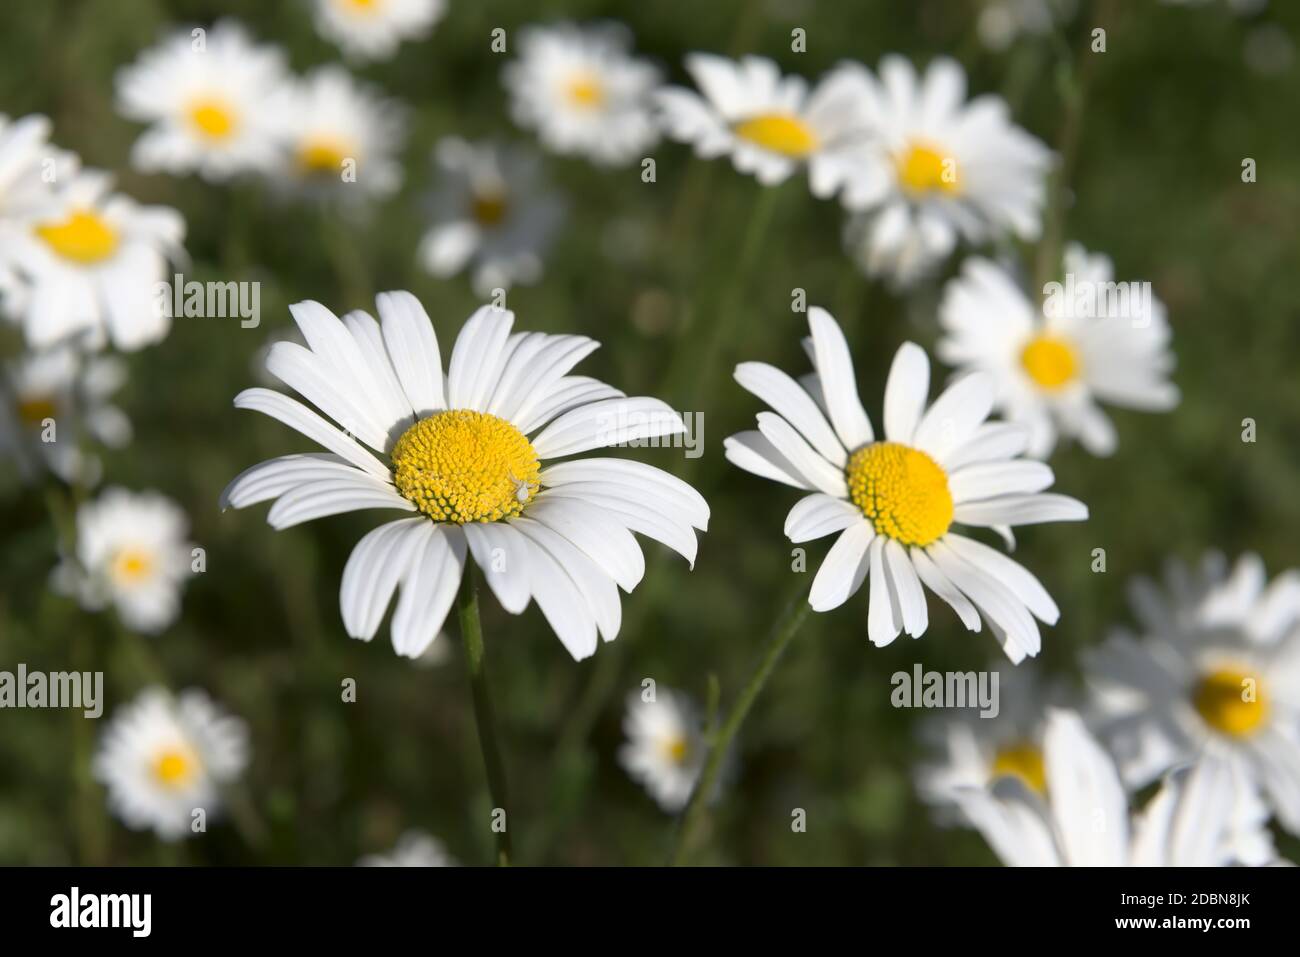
left=565, top=73, right=606, bottom=109
left=471, top=191, right=508, bottom=227
left=1020, top=335, right=1080, bottom=391
left=660, top=735, right=689, bottom=764
left=1193, top=668, right=1267, bottom=738
left=732, top=113, right=819, bottom=158
left=186, top=97, right=238, bottom=141
left=896, top=141, right=961, bottom=196
left=17, top=396, right=57, bottom=426
left=991, top=741, right=1047, bottom=795
left=152, top=747, right=198, bottom=789
left=111, top=548, right=155, bottom=585
left=845, top=441, right=953, bottom=547
left=340, top=0, right=382, bottom=12
left=391, top=410, right=541, bottom=524
left=297, top=138, right=352, bottom=176
left=35, top=209, right=120, bottom=265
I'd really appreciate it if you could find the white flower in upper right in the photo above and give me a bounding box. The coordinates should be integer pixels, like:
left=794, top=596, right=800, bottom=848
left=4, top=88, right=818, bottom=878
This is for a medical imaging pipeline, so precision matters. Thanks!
left=937, top=246, right=1179, bottom=458
left=725, top=307, right=1087, bottom=663
left=835, top=56, right=1051, bottom=286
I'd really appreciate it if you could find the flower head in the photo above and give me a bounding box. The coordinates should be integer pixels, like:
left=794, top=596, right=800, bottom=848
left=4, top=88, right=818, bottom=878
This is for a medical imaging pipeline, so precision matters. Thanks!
left=312, top=0, right=446, bottom=62
left=618, top=688, right=708, bottom=812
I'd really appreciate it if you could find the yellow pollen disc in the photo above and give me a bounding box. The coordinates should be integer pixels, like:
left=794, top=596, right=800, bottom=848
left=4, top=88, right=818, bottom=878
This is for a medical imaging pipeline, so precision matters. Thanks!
left=391, top=410, right=541, bottom=524
left=471, top=191, right=508, bottom=227
left=991, top=741, right=1047, bottom=795
left=297, top=138, right=352, bottom=175
left=1020, top=334, right=1080, bottom=391
left=152, top=747, right=197, bottom=788
left=732, top=113, right=819, bottom=158
left=565, top=73, right=606, bottom=109
left=111, top=548, right=155, bottom=585
left=186, top=97, right=238, bottom=140
left=845, top=441, right=953, bottom=547
left=341, top=0, right=382, bottom=12
left=896, top=141, right=961, bottom=196
left=35, top=209, right=120, bottom=265
left=661, top=736, right=689, bottom=764
left=17, top=396, right=57, bottom=426
left=1194, top=668, right=1267, bottom=738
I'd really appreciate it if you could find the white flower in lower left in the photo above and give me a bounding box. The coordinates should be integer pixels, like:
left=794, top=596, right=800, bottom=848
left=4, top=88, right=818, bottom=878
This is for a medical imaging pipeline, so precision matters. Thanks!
left=94, top=687, right=249, bottom=841
left=53, top=487, right=194, bottom=634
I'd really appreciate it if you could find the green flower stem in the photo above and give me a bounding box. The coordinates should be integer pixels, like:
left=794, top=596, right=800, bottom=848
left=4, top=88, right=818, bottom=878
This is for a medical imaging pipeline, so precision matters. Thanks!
left=457, top=563, right=512, bottom=866
left=670, top=591, right=813, bottom=865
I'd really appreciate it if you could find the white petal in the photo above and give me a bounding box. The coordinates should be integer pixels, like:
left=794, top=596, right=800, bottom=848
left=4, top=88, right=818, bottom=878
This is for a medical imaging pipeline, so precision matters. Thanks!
left=948, top=460, right=1055, bottom=504
left=1043, top=710, right=1129, bottom=866
left=911, top=372, right=994, bottom=461
left=943, top=533, right=1059, bottom=624
left=535, top=488, right=699, bottom=567
left=512, top=517, right=620, bottom=642
left=340, top=518, right=429, bottom=641
left=513, top=376, right=625, bottom=435
left=462, top=521, right=531, bottom=614
left=942, top=423, right=1032, bottom=471
left=391, top=526, right=465, bottom=658
left=756, top=412, right=848, bottom=498
left=265, top=475, right=415, bottom=529
left=734, top=361, right=845, bottom=466
left=447, top=304, right=514, bottom=410
left=524, top=497, right=645, bottom=592
left=809, top=521, right=874, bottom=612
left=882, top=342, right=930, bottom=445
left=929, top=540, right=1041, bottom=660
left=954, top=493, right=1088, bottom=528
left=807, top=307, right=874, bottom=450
left=867, top=536, right=902, bottom=646
left=493, top=335, right=600, bottom=424
left=532, top=397, right=685, bottom=459
left=883, top=538, right=928, bottom=637
left=784, top=493, right=862, bottom=543
left=220, top=453, right=363, bottom=510
left=910, top=546, right=981, bottom=631
left=266, top=341, right=389, bottom=450
left=377, top=290, right=445, bottom=415
left=517, top=531, right=598, bottom=659
left=539, top=458, right=709, bottom=530
left=723, top=430, right=814, bottom=490
left=233, top=388, right=389, bottom=479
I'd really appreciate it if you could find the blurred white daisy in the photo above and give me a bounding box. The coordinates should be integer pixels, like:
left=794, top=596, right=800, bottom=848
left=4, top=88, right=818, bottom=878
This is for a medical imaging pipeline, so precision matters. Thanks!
left=937, top=247, right=1179, bottom=458
left=954, top=709, right=1277, bottom=866
left=3, top=169, right=185, bottom=351
left=357, top=830, right=457, bottom=866
left=418, top=137, right=564, bottom=296
left=916, top=666, right=1066, bottom=816
left=1085, top=552, right=1300, bottom=857
left=312, top=0, right=446, bottom=62
left=53, top=486, right=194, bottom=634
left=269, top=66, right=406, bottom=202
left=94, top=687, right=249, bottom=841
left=115, top=20, right=291, bottom=182
left=0, top=345, right=131, bottom=485
left=725, top=307, right=1087, bottom=662
left=836, top=56, right=1051, bottom=286
left=221, top=291, right=708, bottom=661
left=976, top=0, right=1076, bottom=52
left=655, top=53, right=870, bottom=196
left=504, top=22, right=661, bottom=167
left=618, top=687, right=708, bottom=812
left=0, top=115, right=77, bottom=315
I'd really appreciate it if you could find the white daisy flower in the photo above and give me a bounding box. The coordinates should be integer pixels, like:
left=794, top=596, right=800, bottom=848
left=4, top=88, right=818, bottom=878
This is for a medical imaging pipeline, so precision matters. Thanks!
left=221, top=291, right=708, bottom=661
left=504, top=22, right=661, bottom=167
left=0, top=114, right=77, bottom=312
left=1085, top=552, right=1300, bottom=857
left=114, top=20, right=291, bottom=182
left=53, top=486, right=194, bottom=634
left=618, top=688, right=708, bottom=812
left=418, top=137, right=564, bottom=297
left=836, top=56, right=1051, bottom=286
left=724, top=307, right=1087, bottom=662
left=357, top=830, right=457, bottom=866
left=655, top=53, right=870, bottom=195
left=94, top=687, right=249, bottom=841
left=954, top=709, right=1277, bottom=866
left=312, top=0, right=446, bottom=62
left=3, top=169, right=184, bottom=351
left=916, top=666, right=1065, bottom=816
left=269, top=66, right=406, bottom=202
left=937, top=247, right=1179, bottom=458
left=0, top=345, right=131, bottom=485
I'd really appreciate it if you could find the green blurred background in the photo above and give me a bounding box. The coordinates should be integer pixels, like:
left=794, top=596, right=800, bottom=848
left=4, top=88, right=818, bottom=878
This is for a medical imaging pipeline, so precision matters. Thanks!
left=1, top=0, right=1298, bottom=865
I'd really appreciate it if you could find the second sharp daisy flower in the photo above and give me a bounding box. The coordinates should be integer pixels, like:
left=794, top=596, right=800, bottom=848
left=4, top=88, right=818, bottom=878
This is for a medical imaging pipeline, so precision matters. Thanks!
left=725, top=308, right=1087, bottom=662
left=222, top=291, right=708, bottom=660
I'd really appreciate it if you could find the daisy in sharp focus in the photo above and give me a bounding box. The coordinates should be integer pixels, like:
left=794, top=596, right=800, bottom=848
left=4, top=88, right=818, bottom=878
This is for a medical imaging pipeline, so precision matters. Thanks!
left=835, top=56, right=1051, bottom=286
left=725, top=307, right=1087, bottom=662
left=312, top=0, right=446, bottom=62
left=94, top=687, right=249, bottom=841
left=1085, top=552, right=1300, bottom=857
left=269, top=66, right=406, bottom=202
left=954, top=709, right=1279, bottom=866
left=504, top=22, right=661, bottom=168
left=358, top=830, right=458, bottom=866
left=937, top=246, right=1179, bottom=458
left=52, top=487, right=194, bottom=634
left=0, top=345, right=131, bottom=485
left=3, top=169, right=185, bottom=351
left=655, top=53, right=871, bottom=196
left=418, top=137, right=564, bottom=297
left=221, top=290, right=708, bottom=660
left=114, top=20, right=291, bottom=182
left=618, top=687, right=709, bottom=812
left=915, top=666, right=1068, bottom=817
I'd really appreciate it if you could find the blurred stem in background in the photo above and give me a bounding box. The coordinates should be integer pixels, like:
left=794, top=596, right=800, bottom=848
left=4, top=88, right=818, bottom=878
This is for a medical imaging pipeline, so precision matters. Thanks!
left=670, top=586, right=812, bottom=865
left=457, top=563, right=512, bottom=866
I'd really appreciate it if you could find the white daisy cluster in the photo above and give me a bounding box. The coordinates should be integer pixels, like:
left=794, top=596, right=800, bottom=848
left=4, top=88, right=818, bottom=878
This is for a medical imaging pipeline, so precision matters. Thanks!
left=114, top=21, right=407, bottom=199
